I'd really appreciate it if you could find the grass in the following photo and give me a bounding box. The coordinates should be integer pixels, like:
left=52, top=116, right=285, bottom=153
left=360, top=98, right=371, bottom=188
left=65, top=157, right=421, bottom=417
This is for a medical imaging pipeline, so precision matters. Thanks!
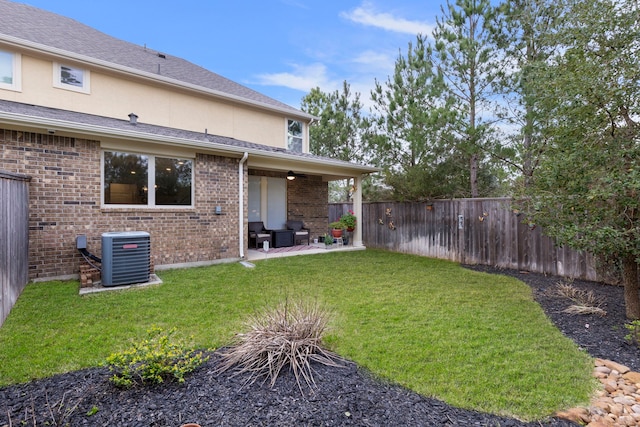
left=0, top=249, right=595, bottom=420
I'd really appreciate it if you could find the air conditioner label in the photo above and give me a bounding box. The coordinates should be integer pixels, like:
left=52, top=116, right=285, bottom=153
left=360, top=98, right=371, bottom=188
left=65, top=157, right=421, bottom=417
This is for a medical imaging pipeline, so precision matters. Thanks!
left=122, top=244, right=138, bottom=249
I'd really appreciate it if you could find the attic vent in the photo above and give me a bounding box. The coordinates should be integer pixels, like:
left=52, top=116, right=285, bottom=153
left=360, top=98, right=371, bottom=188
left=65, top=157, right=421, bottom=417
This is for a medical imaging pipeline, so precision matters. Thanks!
left=158, top=53, right=166, bottom=59
left=128, top=113, right=138, bottom=125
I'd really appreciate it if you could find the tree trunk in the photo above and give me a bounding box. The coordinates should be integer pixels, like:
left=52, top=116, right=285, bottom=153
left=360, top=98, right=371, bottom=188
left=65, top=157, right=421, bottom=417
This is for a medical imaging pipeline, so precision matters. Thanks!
left=523, top=23, right=535, bottom=189
left=621, top=254, right=640, bottom=320
left=470, top=153, right=478, bottom=198
left=522, top=98, right=534, bottom=188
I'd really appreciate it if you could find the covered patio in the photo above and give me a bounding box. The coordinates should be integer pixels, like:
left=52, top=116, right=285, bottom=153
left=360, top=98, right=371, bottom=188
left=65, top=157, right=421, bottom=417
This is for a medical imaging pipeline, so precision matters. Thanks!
left=244, top=154, right=377, bottom=257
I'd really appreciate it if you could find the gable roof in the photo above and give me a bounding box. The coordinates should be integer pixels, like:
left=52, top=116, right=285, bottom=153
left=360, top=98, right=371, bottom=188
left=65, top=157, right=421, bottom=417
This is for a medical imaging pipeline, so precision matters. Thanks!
left=0, top=99, right=378, bottom=176
left=0, top=0, right=312, bottom=119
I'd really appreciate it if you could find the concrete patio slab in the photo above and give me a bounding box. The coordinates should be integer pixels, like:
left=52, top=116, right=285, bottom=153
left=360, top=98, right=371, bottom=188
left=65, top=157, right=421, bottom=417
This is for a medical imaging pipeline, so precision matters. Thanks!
left=246, top=242, right=365, bottom=261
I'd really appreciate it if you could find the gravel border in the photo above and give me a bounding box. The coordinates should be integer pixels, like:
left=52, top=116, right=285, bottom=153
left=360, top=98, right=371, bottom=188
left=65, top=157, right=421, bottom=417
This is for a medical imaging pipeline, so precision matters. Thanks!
left=2, top=266, right=638, bottom=426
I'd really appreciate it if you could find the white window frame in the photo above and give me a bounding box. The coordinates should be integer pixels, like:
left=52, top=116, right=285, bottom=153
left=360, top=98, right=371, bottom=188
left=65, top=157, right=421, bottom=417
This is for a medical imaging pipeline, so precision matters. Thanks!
left=0, top=50, right=21, bottom=92
left=287, top=119, right=304, bottom=153
left=53, top=62, right=90, bottom=94
left=101, top=150, right=195, bottom=209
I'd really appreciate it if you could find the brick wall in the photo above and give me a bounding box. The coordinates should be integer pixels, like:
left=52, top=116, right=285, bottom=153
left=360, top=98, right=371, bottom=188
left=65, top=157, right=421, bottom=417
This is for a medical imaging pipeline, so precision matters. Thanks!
left=0, top=128, right=241, bottom=280
left=248, top=170, right=329, bottom=241
left=286, top=175, right=329, bottom=241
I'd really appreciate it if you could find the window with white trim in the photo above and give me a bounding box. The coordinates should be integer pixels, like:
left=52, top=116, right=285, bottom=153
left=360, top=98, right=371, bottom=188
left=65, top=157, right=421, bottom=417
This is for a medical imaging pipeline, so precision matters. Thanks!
left=287, top=119, right=303, bottom=152
left=0, top=50, right=21, bottom=91
left=103, top=150, right=193, bottom=207
left=53, top=63, right=90, bottom=93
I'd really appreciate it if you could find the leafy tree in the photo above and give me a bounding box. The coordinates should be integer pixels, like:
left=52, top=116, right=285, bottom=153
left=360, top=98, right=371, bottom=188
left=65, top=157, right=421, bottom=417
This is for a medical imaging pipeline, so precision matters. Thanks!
left=370, top=34, right=476, bottom=200
left=518, top=0, right=640, bottom=319
left=301, top=81, right=367, bottom=163
left=494, top=0, right=562, bottom=188
left=301, top=82, right=369, bottom=201
left=433, top=0, right=504, bottom=197
left=367, top=27, right=507, bottom=200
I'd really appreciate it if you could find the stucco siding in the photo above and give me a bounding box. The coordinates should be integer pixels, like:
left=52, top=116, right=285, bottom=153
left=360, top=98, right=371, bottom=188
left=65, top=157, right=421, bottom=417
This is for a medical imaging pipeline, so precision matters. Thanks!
left=6, top=55, right=289, bottom=149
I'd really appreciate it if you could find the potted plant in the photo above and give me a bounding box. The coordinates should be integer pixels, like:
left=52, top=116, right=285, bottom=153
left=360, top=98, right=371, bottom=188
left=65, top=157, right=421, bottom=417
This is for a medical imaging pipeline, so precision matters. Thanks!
left=323, top=233, right=333, bottom=246
left=329, top=221, right=344, bottom=238
left=340, top=210, right=357, bottom=232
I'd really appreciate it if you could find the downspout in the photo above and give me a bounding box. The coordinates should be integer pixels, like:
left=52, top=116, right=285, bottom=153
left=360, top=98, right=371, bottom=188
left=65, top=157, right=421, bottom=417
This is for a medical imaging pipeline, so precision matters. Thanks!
left=238, top=152, right=248, bottom=258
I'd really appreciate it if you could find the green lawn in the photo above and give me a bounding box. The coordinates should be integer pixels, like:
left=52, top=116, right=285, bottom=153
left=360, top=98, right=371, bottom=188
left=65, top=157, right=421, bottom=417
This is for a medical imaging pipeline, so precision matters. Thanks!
left=0, top=249, right=594, bottom=421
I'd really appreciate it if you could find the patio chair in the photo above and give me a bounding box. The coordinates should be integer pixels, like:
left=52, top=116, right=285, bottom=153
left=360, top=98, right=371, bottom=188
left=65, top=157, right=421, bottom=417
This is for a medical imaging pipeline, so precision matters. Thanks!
left=286, top=220, right=310, bottom=245
left=248, top=221, right=272, bottom=249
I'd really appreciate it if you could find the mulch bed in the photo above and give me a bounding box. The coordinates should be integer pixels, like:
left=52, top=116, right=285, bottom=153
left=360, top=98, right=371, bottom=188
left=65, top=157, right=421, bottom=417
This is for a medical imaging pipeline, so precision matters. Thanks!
left=1, top=265, right=638, bottom=426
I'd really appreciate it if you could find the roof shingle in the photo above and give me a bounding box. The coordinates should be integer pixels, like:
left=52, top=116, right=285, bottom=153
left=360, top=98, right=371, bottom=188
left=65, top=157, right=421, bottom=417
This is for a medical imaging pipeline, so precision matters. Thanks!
left=0, top=99, right=356, bottom=166
left=0, top=0, right=304, bottom=115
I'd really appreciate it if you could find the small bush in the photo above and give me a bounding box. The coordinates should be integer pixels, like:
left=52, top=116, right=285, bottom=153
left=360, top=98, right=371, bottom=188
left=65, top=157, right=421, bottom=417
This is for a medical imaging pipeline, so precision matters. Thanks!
left=625, top=320, right=640, bottom=347
left=217, top=299, right=343, bottom=392
left=107, top=326, right=208, bottom=388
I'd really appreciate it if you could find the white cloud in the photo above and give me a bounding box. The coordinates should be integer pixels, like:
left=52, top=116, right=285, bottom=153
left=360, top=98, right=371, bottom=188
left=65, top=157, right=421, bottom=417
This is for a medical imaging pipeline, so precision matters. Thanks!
left=254, top=63, right=339, bottom=92
left=252, top=2, right=434, bottom=109
left=340, top=1, right=434, bottom=36
left=351, top=50, right=397, bottom=76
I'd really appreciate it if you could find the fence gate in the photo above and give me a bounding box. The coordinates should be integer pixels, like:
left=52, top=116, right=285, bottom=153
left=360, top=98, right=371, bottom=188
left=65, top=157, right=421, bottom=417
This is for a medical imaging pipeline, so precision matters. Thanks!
left=0, top=170, right=31, bottom=327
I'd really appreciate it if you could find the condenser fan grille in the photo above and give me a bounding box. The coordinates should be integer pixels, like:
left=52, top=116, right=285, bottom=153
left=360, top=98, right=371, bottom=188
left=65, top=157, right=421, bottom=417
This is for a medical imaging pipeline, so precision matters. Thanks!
left=101, top=231, right=150, bottom=286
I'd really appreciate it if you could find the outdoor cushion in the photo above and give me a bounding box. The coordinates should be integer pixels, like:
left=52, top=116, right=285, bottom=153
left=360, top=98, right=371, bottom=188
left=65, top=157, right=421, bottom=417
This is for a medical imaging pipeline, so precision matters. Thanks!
left=248, top=221, right=272, bottom=248
left=286, top=220, right=310, bottom=245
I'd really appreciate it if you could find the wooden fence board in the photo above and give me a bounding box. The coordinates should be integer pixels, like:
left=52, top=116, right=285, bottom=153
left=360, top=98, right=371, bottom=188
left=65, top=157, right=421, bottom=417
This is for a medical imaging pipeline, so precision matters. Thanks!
left=330, top=199, right=602, bottom=282
left=0, top=171, right=31, bottom=327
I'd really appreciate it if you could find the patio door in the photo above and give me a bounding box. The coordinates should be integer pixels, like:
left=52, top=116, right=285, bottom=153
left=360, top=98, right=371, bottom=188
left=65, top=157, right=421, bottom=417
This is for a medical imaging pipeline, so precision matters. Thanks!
left=248, top=176, right=287, bottom=230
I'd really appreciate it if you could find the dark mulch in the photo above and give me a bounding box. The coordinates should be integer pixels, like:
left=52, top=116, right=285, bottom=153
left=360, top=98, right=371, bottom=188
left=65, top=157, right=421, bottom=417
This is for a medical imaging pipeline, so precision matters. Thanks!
left=2, top=266, right=638, bottom=427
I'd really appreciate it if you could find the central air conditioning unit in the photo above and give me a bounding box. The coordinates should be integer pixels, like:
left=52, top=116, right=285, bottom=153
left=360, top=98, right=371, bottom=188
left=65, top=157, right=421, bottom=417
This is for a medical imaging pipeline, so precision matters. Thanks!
left=101, top=231, right=150, bottom=287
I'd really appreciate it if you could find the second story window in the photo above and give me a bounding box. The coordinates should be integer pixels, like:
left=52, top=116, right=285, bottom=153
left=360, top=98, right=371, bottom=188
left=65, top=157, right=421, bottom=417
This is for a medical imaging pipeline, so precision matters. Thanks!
left=53, top=63, right=90, bottom=93
left=287, top=119, right=303, bottom=153
left=0, top=50, right=21, bottom=92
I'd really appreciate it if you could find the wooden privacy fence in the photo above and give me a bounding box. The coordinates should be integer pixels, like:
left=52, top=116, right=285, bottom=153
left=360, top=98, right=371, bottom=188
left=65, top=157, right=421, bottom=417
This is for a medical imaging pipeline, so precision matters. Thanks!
left=0, top=170, right=31, bottom=327
left=330, top=199, right=600, bottom=282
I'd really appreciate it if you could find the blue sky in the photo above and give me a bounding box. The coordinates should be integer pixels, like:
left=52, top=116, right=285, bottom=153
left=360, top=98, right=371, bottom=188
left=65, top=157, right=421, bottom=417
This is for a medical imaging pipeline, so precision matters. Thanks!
left=21, top=1, right=441, bottom=110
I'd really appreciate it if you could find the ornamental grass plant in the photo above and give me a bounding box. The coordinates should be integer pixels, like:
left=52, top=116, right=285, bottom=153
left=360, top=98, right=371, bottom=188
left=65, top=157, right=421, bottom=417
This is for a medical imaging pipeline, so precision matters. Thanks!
left=549, top=281, right=607, bottom=317
left=216, top=299, right=343, bottom=392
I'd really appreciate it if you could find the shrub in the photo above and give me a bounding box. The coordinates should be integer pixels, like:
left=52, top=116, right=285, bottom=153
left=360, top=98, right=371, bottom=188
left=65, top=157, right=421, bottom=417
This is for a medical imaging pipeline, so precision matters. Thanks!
left=625, top=320, right=640, bottom=347
left=216, top=299, right=343, bottom=392
left=107, top=326, right=208, bottom=388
